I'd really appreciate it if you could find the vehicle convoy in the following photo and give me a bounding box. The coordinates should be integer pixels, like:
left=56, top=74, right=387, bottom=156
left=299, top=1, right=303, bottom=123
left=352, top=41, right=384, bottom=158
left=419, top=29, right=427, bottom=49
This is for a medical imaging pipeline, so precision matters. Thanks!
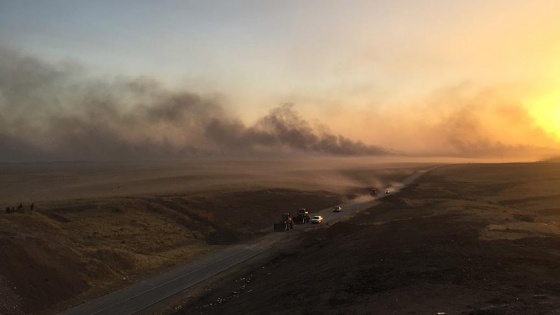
left=311, top=215, right=324, bottom=224
left=274, top=213, right=294, bottom=231
left=293, top=208, right=311, bottom=223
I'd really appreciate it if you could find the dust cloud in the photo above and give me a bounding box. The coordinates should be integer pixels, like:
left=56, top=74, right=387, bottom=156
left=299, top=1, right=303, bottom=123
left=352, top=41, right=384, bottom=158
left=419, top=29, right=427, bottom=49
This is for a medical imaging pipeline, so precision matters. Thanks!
left=426, top=88, right=556, bottom=157
left=0, top=157, right=429, bottom=204
left=0, top=46, right=389, bottom=161
left=358, top=85, right=559, bottom=158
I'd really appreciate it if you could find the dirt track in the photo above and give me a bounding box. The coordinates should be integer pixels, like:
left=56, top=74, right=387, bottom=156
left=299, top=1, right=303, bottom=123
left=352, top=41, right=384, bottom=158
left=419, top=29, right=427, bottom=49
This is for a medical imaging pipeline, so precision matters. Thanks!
left=0, top=189, right=347, bottom=315
left=175, top=163, right=560, bottom=315
left=2, top=159, right=425, bottom=315
left=4, top=161, right=560, bottom=314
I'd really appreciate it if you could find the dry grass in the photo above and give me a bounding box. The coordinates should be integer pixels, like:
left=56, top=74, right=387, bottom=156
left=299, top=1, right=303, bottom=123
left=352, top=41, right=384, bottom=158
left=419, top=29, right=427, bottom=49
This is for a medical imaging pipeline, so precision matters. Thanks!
left=179, top=162, right=560, bottom=315
left=0, top=158, right=431, bottom=314
left=422, top=163, right=560, bottom=240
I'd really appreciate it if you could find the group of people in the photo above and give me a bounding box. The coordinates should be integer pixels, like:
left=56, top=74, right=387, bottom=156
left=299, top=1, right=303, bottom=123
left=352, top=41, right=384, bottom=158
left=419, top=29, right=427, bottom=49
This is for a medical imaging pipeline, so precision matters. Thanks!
left=5, top=202, right=34, bottom=213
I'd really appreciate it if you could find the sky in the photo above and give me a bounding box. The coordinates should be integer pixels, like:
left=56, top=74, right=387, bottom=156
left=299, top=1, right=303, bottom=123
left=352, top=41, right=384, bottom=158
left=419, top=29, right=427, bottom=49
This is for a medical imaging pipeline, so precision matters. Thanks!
left=0, top=1, right=559, bottom=161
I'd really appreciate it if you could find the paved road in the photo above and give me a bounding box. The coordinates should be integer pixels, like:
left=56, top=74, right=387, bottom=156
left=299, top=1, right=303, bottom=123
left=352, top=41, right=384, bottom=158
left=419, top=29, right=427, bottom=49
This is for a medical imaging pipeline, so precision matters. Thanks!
left=59, top=168, right=432, bottom=315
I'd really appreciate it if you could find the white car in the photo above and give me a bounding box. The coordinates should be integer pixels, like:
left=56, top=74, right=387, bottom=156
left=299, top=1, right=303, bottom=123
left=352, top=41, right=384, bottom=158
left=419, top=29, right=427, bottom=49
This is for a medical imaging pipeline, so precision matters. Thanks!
left=311, top=215, right=324, bottom=224
left=333, top=206, right=342, bottom=212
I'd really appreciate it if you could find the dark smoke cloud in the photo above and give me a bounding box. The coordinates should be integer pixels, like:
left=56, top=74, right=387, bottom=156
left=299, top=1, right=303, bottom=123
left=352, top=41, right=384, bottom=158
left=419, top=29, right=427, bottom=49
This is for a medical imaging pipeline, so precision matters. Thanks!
left=0, top=46, right=389, bottom=161
left=206, top=104, right=388, bottom=155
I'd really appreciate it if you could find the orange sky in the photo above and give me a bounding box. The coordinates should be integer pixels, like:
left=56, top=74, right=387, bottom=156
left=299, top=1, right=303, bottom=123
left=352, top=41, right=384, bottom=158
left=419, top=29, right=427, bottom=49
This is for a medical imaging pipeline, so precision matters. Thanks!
left=1, top=1, right=559, bottom=159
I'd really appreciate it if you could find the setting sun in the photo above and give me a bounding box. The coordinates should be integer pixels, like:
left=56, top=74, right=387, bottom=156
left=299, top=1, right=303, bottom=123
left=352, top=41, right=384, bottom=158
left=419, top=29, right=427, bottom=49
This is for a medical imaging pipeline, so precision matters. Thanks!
left=529, top=93, right=560, bottom=140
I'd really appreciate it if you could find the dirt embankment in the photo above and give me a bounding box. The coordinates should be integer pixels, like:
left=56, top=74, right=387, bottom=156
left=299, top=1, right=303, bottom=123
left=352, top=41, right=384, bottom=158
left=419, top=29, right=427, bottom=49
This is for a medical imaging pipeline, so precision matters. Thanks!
left=0, top=189, right=342, bottom=315
left=178, top=163, right=560, bottom=314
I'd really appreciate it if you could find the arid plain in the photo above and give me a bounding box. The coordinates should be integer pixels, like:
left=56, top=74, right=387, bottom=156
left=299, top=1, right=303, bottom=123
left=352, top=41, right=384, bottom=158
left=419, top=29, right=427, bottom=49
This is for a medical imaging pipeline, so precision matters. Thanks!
left=2, top=160, right=560, bottom=314
left=176, top=161, right=560, bottom=315
left=0, top=157, right=430, bottom=314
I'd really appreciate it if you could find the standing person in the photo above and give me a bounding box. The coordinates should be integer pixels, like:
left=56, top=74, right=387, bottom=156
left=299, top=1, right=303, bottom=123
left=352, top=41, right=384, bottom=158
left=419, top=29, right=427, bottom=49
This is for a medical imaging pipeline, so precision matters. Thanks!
left=30, top=203, right=34, bottom=211
left=5, top=206, right=10, bottom=213
left=17, top=203, right=23, bottom=211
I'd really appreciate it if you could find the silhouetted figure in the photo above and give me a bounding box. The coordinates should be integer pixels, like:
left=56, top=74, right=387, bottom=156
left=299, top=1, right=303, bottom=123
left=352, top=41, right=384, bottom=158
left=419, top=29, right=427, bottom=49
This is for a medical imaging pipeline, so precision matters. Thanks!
left=17, top=203, right=23, bottom=211
left=30, top=203, right=34, bottom=211
left=5, top=206, right=10, bottom=213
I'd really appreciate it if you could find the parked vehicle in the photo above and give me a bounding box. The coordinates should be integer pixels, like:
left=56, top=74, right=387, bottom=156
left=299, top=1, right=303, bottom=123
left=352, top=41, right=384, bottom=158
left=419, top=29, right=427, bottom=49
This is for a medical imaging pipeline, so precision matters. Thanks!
left=310, top=215, right=323, bottom=224
left=293, top=208, right=311, bottom=224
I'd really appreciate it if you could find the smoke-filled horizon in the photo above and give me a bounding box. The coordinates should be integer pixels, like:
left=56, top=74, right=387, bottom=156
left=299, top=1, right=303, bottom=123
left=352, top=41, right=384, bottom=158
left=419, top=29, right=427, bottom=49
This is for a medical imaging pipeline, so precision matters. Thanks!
left=2, top=1, right=560, bottom=161
left=1, top=45, right=559, bottom=162
left=0, top=46, right=392, bottom=161
left=3, top=2, right=560, bottom=162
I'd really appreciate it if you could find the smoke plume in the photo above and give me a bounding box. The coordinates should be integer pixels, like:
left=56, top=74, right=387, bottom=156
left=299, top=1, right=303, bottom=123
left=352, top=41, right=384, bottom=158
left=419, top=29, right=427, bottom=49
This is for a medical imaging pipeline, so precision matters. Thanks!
left=0, top=46, right=389, bottom=161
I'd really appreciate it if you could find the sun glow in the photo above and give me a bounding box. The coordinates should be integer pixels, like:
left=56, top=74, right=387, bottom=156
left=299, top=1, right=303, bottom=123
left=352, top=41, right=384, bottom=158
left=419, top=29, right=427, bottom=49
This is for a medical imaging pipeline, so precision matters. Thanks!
left=529, top=93, right=560, bottom=140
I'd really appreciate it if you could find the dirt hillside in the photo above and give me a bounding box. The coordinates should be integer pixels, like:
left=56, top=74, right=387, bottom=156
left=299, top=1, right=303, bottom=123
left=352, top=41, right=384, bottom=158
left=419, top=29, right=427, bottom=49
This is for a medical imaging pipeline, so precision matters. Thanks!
left=0, top=189, right=343, bottom=314
left=177, top=162, right=560, bottom=314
